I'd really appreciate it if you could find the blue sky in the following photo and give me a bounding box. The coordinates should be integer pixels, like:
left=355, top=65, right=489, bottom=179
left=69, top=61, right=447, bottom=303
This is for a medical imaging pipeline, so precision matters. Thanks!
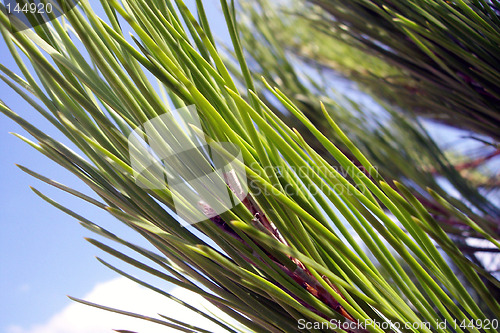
left=0, top=0, right=231, bottom=331
left=0, top=41, right=111, bottom=329
left=0, top=58, right=139, bottom=330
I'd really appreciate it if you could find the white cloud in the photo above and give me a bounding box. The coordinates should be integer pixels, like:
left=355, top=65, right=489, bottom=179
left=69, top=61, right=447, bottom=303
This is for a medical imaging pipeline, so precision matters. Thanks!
left=6, top=277, right=235, bottom=333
